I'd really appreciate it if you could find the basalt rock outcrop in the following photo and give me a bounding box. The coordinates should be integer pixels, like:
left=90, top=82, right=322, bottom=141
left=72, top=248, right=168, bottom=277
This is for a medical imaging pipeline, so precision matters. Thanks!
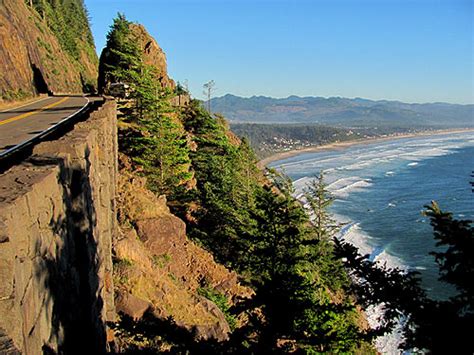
left=98, top=19, right=191, bottom=105
left=129, top=23, right=175, bottom=90
left=0, top=0, right=98, bottom=102
left=0, top=100, right=117, bottom=353
left=114, top=165, right=252, bottom=343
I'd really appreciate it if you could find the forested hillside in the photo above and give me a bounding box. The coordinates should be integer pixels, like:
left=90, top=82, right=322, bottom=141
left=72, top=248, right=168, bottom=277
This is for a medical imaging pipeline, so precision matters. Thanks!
left=101, top=14, right=474, bottom=354
left=99, top=15, right=375, bottom=353
left=0, top=0, right=471, bottom=352
left=231, top=123, right=420, bottom=158
left=210, top=94, right=474, bottom=128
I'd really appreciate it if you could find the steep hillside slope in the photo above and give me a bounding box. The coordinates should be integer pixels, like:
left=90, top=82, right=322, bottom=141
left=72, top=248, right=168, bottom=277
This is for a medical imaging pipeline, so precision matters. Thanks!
left=113, top=161, right=251, bottom=350
left=96, top=14, right=375, bottom=353
left=96, top=16, right=252, bottom=350
left=0, top=0, right=98, bottom=101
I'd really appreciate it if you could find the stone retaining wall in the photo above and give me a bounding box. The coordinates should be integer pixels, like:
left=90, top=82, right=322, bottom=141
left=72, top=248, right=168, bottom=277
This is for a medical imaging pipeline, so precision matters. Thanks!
left=0, top=99, right=117, bottom=353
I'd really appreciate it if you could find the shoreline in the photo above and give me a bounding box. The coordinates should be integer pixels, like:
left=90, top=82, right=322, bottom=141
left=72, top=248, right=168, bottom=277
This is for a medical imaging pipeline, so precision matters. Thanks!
left=258, top=128, right=474, bottom=167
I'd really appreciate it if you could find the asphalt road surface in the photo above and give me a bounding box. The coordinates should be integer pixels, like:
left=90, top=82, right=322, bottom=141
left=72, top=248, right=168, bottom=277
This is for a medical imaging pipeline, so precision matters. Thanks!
left=0, top=96, right=91, bottom=155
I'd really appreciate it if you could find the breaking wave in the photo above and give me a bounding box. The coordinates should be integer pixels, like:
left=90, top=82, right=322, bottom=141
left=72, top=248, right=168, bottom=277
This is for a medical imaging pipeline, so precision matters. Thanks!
left=331, top=179, right=372, bottom=198
left=335, top=214, right=407, bottom=352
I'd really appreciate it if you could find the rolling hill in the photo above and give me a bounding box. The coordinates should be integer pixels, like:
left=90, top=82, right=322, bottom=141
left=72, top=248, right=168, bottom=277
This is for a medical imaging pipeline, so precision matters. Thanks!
left=209, top=94, right=474, bottom=128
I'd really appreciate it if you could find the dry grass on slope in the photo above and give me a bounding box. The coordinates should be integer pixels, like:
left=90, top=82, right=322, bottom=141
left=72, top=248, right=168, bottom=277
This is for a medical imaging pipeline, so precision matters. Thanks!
left=113, top=157, right=252, bottom=344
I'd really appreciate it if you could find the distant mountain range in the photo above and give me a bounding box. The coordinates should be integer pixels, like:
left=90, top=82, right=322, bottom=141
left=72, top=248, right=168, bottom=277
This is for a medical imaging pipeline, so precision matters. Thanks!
left=209, top=94, right=474, bottom=128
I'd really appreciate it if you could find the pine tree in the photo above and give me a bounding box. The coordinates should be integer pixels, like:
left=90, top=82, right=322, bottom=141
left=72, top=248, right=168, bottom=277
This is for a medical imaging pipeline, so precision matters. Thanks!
left=252, top=173, right=307, bottom=282
left=180, top=101, right=261, bottom=269
left=130, top=114, right=192, bottom=197
left=236, top=137, right=260, bottom=208
left=334, top=198, right=474, bottom=353
left=100, top=14, right=193, bottom=197
left=425, top=201, right=474, bottom=311
left=99, top=13, right=141, bottom=93
left=304, top=172, right=341, bottom=240
left=301, top=173, right=348, bottom=290
left=247, top=171, right=362, bottom=353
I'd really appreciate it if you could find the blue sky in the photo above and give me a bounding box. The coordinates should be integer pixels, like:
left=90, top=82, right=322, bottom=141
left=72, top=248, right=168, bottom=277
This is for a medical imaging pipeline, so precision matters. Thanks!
left=85, top=0, right=473, bottom=104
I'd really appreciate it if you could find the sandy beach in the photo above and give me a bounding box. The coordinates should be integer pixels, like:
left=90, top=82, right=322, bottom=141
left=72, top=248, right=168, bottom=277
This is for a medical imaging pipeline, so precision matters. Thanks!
left=258, top=128, right=474, bottom=168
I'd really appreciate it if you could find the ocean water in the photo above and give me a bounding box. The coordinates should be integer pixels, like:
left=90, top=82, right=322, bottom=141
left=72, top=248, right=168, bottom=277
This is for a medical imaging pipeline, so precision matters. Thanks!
left=270, top=132, right=474, bottom=294
left=270, top=132, right=474, bottom=351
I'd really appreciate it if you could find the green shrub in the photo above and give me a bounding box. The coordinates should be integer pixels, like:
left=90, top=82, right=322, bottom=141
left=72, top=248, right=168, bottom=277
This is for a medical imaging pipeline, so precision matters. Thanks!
left=197, top=285, right=237, bottom=331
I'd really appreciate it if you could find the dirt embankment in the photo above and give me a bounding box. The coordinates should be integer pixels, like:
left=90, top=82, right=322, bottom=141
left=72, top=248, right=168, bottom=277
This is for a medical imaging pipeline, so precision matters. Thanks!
left=114, top=157, right=252, bottom=346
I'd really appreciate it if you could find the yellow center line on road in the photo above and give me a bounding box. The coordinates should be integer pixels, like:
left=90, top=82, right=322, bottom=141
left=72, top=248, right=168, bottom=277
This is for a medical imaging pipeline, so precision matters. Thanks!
left=0, top=97, right=69, bottom=126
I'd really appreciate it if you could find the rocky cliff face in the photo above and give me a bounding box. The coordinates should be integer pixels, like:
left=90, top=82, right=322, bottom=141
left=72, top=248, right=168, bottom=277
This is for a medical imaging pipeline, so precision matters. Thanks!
left=129, top=23, right=175, bottom=90
left=0, top=0, right=98, bottom=101
left=0, top=100, right=117, bottom=353
left=113, top=163, right=252, bottom=347
left=98, top=20, right=179, bottom=94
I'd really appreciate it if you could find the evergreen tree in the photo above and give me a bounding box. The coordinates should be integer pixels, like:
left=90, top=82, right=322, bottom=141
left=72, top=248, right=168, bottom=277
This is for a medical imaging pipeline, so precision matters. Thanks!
left=101, top=14, right=192, bottom=197
left=303, top=173, right=349, bottom=291
left=251, top=173, right=307, bottom=283
left=181, top=101, right=260, bottom=269
left=98, top=13, right=141, bottom=93
left=425, top=201, right=474, bottom=312
left=130, top=114, right=192, bottom=197
left=304, top=172, right=341, bottom=240
left=246, top=171, right=363, bottom=353
left=236, top=137, right=261, bottom=208
left=335, top=198, right=474, bottom=353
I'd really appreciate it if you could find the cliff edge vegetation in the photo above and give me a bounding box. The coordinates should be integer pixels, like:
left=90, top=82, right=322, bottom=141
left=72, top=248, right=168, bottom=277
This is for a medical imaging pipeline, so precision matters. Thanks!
left=100, top=14, right=375, bottom=353
left=102, top=14, right=474, bottom=354
left=1, top=4, right=470, bottom=352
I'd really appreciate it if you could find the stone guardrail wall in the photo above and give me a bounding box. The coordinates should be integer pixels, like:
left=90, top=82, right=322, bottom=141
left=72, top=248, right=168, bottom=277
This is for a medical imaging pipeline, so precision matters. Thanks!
left=0, top=99, right=117, bottom=353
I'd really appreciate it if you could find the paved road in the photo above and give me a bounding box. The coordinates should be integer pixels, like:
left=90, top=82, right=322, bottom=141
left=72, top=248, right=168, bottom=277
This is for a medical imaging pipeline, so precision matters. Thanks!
left=0, top=96, right=91, bottom=155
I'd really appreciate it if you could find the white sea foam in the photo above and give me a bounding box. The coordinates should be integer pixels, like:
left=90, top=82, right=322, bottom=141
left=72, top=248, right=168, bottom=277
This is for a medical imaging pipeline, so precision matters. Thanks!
left=341, top=160, right=378, bottom=171
left=334, top=214, right=407, bottom=353
left=326, top=176, right=361, bottom=190
left=295, top=192, right=305, bottom=200
left=335, top=219, right=373, bottom=258
left=335, top=216, right=407, bottom=272
left=295, top=177, right=335, bottom=194
left=374, top=250, right=406, bottom=270
left=407, top=162, right=418, bottom=167
left=332, top=179, right=372, bottom=198
left=292, top=176, right=313, bottom=191
left=278, top=155, right=342, bottom=172
left=367, top=305, right=406, bottom=355
left=294, top=175, right=373, bottom=199
left=400, top=147, right=449, bottom=160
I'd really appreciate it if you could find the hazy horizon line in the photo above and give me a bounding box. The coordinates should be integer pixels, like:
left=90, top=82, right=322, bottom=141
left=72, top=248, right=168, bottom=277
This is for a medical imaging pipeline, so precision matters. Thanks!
left=206, top=93, right=474, bottom=106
